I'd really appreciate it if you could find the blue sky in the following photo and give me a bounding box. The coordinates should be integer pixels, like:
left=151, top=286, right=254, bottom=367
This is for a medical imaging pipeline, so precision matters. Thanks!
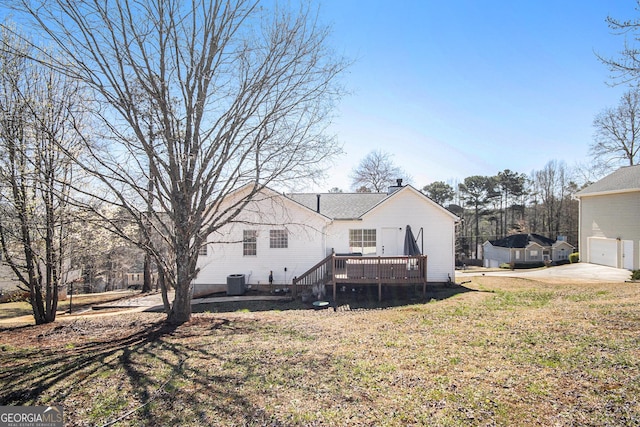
left=4, top=1, right=634, bottom=192
left=308, top=0, right=638, bottom=192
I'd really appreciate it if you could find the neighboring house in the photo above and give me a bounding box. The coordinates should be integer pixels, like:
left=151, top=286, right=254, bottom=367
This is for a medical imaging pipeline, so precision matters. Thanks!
left=575, top=165, right=640, bottom=270
left=482, top=233, right=574, bottom=268
left=0, top=259, right=80, bottom=300
left=192, top=183, right=459, bottom=296
left=124, top=272, right=144, bottom=289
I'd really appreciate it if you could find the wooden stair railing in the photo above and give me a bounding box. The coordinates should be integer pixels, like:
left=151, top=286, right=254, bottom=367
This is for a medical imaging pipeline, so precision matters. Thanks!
left=292, top=253, right=333, bottom=297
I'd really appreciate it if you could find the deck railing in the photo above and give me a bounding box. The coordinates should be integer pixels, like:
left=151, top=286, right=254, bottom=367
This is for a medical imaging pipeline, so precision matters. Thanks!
left=291, top=253, right=333, bottom=297
left=293, top=254, right=428, bottom=302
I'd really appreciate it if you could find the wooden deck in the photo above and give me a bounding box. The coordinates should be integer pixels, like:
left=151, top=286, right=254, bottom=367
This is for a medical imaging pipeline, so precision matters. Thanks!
left=293, top=255, right=427, bottom=302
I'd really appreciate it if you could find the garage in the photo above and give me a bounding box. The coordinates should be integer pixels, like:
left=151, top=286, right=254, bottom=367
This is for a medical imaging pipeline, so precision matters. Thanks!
left=588, top=237, right=618, bottom=268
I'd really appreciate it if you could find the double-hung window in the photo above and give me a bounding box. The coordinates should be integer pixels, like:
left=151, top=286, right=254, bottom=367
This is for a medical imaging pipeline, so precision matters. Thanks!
left=243, top=230, right=257, bottom=256
left=198, top=245, right=208, bottom=256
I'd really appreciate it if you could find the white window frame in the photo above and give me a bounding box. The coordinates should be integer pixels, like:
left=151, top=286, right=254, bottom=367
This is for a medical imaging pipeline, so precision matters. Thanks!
left=243, top=230, right=257, bottom=256
left=269, top=229, right=288, bottom=249
left=349, top=229, right=377, bottom=255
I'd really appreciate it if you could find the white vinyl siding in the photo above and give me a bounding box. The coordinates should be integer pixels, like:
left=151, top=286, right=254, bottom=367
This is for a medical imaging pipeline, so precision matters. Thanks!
left=579, top=191, right=640, bottom=270
left=194, top=185, right=330, bottom=288
left=327, top=188, right=457, bottom=282
left=195, top=184, right=458, bottom=287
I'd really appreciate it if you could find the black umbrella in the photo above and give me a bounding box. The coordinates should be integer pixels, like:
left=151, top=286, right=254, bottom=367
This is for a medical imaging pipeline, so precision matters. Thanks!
left=403, top=225, right=421, bottom=255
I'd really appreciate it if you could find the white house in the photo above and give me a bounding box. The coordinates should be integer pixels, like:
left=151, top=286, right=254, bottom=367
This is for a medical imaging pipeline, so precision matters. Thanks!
left=575, top=165, right=640, bottom=270
left=192, top=183, right=459, bottom=296
left=482, top=233, right=574, bottom=268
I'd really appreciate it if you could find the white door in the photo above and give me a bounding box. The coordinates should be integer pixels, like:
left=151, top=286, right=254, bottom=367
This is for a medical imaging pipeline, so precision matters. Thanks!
left=381, top=227, right=400, bottom=256
left=588, top=237, right=618, bottom=268
left=623, top=240, right=634, bottom=270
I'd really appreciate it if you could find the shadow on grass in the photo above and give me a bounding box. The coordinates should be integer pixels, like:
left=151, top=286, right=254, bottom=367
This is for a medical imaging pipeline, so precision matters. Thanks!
left=0, top=322, right=177, bottom=406
left=0, top=283, right=480, bottom=425
left=190, top=283, right=478, bottom=314
left=0, top=318, right=274, bottom=425
left=0, top=305, right=32, bottom=320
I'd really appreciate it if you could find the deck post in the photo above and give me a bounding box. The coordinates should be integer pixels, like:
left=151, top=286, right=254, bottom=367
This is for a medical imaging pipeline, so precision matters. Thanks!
left=422, top=256, right=427, bottom=298
left=377, top=257, right=382, bottom=302
left=332, top=254, right=337, bottom=302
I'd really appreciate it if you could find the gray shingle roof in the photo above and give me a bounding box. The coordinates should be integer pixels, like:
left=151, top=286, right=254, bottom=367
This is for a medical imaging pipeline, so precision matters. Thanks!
left=576, top=165, right=640, bottom=196
left=287, top=192, right=389, bottom=219
left=489, top=233, right=556, bottom=248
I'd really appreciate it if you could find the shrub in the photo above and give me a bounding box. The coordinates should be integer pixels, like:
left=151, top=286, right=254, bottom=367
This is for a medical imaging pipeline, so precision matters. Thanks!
left=569, top=252, right=579, bottom=263
left=514, top=262, right=545, bottom=269
left=499, top=262, right=546, bottom=270
left=631, top=270, right=640, bottom=281
left=0, top=290, right=29, bottom=303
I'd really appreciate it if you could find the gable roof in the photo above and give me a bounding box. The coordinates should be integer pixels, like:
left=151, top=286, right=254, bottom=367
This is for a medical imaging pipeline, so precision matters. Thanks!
left=287, top=185, right=459, bottom=221
left=576, top=164, right=640, bottom=197
left=287, top=192, right=388, bottom=219
left=488, top=233, right=556, bottom=249
left=360, top=185, right=460, bottom=221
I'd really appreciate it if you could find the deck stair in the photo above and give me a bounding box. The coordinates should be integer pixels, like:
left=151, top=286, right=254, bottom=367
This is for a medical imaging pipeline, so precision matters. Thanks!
left=292, top=253, right=333, bottom=298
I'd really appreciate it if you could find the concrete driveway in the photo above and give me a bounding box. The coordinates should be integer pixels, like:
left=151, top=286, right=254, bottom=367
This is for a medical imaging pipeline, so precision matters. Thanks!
left=456, top=263, right=632, bottom=283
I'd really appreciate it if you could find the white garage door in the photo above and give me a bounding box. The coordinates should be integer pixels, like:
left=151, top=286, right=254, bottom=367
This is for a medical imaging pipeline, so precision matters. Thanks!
left=588, top=238, right=618, bottom=268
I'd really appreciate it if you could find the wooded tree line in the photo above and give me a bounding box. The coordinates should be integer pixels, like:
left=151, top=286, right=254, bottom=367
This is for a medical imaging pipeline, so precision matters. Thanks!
left=423, top=161, right=579, bottom=260
left=344, top=151, right=581, bottom=261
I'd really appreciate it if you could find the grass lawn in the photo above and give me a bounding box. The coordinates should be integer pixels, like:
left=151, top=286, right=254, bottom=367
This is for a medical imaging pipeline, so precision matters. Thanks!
left=0, top=276, right=638, bottom=426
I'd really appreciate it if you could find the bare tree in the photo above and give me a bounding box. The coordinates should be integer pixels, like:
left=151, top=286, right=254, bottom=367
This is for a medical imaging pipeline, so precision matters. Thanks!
left=592, top=89, right=640, bottom=171
left=9, top=0, right=346, bottom=323
left=533, top=160, right=571, bottom=239
left=350, top=150, right=408, bottom=192
left=66, top=208, right=142, bottom=292
left=598, top=6, right=640, bottom=85
left=0, top=24, right=82, bottom=324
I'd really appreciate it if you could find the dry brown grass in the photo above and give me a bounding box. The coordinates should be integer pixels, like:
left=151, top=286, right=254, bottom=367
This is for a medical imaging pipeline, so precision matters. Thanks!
left=1, top=276, right=639, bottom=426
